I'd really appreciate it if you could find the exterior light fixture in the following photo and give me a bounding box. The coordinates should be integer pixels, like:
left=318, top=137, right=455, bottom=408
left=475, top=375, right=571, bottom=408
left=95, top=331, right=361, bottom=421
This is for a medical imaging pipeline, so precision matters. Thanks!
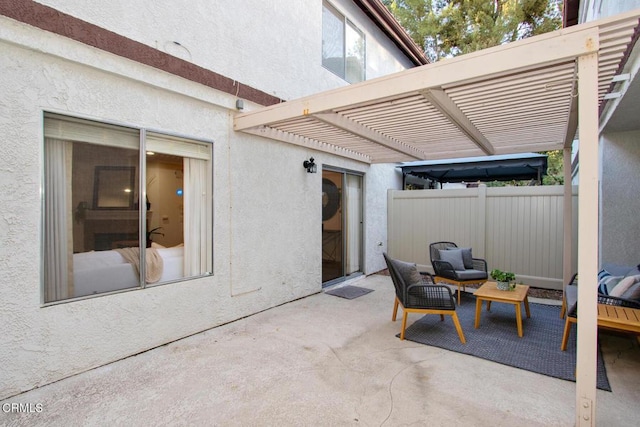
left=303, top=157, right=317, bottom=173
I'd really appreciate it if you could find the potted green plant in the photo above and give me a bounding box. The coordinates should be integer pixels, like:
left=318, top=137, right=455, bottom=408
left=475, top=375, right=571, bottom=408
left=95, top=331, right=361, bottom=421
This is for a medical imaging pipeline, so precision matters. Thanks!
left=146, top=226, right=164, bottom=248
left=490, top=269, right=516, bottom=290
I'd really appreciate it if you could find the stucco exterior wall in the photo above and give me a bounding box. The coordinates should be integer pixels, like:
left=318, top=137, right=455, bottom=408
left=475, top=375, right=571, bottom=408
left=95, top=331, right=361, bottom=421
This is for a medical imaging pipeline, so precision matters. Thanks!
left=35, top=0, right=415, bottom=100
left=580, top=0, right=640, bottom=23
left=0, top=0, right=405, bottom=399
left=600, top=130, right=640, bottom=267
left=365, top=164, right=403, bottom=273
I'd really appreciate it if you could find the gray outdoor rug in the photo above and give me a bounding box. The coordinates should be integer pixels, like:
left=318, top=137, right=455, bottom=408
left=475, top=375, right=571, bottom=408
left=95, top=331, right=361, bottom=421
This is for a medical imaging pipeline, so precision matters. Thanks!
left=398, top=292, right=611, bottom=391
left=325, top=285, right=374, bottom=300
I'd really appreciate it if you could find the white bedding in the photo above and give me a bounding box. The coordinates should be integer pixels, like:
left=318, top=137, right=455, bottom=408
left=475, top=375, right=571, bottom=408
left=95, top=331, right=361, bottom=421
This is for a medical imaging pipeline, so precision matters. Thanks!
left=72, top=247, right=184, bottom=297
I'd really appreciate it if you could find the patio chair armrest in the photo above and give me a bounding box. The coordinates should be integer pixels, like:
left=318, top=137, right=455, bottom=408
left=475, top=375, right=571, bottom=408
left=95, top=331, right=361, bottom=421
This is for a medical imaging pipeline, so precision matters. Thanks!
left=432, top=260, right=457, bottom=279
left=598, top=293, right=640, bottom=309
left=471, top=258, right=487, bottom=272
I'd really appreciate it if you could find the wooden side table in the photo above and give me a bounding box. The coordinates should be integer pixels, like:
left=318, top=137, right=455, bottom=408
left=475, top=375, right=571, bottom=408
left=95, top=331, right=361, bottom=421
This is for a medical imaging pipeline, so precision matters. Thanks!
left=474, top=281, right=531, bottom=337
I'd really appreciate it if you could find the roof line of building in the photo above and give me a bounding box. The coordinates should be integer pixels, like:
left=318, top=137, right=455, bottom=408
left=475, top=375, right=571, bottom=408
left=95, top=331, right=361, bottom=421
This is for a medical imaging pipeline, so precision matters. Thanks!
left=1, top=1, right=427, bottom=108
left=353, top=0, right=429, bottom=66
left=0, top=0, right=284, bottom=107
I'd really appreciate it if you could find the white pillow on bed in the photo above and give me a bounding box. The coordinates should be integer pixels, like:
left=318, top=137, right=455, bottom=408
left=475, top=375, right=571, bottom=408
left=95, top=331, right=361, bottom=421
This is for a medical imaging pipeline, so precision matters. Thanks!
left=156, top=246, right=183, bottom=259
left=73, top=250, right=129, bottom=271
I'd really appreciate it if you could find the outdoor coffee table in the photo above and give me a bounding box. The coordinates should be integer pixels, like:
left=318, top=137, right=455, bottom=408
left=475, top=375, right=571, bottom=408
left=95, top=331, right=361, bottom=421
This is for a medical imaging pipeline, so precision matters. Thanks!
left=474, top=281, right=531, bottom=337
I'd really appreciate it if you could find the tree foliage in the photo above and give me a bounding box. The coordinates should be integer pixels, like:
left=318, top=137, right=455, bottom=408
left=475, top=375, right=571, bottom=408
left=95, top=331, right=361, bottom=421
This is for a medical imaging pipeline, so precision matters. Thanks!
left=541, top=149, right=564, bottom=185
left=481, top=150, right=564, bottom=187
left=384, top=0, right=562, bottom=62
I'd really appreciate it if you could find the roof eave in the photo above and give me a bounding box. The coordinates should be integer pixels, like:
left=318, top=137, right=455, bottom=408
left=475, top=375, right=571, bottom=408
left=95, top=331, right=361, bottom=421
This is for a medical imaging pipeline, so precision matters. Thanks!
left=352, top=0, right=429, bottom=66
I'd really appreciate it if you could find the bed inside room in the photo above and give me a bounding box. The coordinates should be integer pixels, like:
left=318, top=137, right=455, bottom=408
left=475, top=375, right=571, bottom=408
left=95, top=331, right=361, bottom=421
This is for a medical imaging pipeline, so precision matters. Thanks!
left=43, top=113, right=212, bottom=302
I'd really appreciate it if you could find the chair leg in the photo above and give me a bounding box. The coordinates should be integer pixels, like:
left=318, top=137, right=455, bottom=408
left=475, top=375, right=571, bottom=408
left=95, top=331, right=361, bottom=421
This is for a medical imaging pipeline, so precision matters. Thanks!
left=560, top=297, right=566, bottom=319
left=392, top=297, right=399, bottom=321
left=400, top=311, right=408, bottom=340
left=457, top=284, right=462, bottom=305
left=451, top=312, right=466, bottom=344
left=439, top=314, right=444, bottom=321
left=561, top=317, right=573, bottom=351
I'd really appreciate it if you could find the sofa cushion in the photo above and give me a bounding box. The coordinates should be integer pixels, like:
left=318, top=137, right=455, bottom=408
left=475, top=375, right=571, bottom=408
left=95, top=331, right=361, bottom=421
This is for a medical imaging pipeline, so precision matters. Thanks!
left=455, top=269, right=488, bottom=281
left=622, top=282, right=640, bottom=301
left=601, top=263, right=636, bottom=277
left=565, top=284, right=578, bottom=316
left=439, top=249, right=465, bottom=271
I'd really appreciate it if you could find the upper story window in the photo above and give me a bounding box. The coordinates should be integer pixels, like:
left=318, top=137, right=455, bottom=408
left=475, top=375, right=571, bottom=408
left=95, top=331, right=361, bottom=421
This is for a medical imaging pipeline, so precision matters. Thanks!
left=43, top=113, right=213, bottom=303
left=322, top=1, right=365, bottom=83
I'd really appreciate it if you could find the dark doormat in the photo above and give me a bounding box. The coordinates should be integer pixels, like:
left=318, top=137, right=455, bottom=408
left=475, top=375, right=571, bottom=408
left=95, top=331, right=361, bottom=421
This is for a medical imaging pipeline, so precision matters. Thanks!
left=398, top=292, right=611, bottom=391
left=325, top=285, right=374, bottom=300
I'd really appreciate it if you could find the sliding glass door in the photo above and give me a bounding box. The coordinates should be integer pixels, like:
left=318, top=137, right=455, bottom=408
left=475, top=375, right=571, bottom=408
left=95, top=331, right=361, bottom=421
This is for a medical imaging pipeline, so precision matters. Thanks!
left=322, top=169, right=362, bottom=285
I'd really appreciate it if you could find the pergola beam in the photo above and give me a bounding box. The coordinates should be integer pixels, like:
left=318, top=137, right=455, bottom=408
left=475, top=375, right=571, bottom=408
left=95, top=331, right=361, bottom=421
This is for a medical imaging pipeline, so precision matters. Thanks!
left=312, top=112, right=425, bottom=160
left=421, top=89, right=495, bottom=155
left=234, top=26, right=599, bottom=132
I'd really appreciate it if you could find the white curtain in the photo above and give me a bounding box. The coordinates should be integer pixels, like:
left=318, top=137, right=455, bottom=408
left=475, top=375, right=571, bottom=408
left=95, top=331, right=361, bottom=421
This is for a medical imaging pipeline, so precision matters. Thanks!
left=344, top=174, right=362, bottom=275
left=44, top=138, right=73, bottom=302
left=183, top=157, right=210, bottom=276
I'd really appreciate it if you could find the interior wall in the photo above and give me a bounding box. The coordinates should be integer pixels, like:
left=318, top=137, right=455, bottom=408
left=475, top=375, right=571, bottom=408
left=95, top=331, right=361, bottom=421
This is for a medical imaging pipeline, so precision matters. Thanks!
left=600, top=130, right=640, bottom=267
left=147, top=160, right=184, bottom=247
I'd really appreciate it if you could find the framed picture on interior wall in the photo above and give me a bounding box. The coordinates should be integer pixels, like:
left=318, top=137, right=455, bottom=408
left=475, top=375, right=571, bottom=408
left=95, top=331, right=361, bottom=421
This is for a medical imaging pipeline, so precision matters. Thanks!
left=93, top=166, right=136, bottom=209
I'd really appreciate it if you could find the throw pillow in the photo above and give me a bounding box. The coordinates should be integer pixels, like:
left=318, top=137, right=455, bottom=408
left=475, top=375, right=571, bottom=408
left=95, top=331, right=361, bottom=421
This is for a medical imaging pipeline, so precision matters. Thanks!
left=597, top=269, right=610, bottom=294
left=598, top=272, right=624, bottom=295
left=610, top=275, right=640, bottom=298
left=597, top=269, right=610, bottom=281
left=457, top=247, right=474, bottom=269
left=439, top=249, right=465, bottom=271
left=390, top=258, right=423, bottom=286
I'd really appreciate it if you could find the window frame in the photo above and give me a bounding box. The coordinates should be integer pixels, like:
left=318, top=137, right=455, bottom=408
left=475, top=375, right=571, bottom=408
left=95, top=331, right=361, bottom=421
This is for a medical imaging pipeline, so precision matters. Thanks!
left=322, top=1, right=366, bottom=83
left=40, top=111, right=215, bottom=306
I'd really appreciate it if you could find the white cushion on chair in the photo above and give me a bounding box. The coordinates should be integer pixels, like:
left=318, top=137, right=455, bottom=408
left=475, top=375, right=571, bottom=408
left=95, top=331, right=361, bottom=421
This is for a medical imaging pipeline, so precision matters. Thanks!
left=609, top=275, right=640, bottom=297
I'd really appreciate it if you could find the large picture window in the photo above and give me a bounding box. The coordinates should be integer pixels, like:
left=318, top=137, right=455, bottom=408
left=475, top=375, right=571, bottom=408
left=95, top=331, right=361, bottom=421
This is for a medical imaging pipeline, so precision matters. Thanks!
left=322, top=1, right=365, bottom=83
left=43, top=113, right=213, bottom=303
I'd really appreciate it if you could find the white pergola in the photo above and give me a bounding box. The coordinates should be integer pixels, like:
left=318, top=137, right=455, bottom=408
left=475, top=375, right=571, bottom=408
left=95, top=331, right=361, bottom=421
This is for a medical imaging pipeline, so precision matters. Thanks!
left=235, top=10, right=640, bottom=425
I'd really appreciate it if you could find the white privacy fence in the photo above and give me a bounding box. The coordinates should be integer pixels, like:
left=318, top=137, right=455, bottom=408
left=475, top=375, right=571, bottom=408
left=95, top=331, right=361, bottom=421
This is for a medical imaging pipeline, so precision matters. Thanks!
left=387, top=185, right=578, bottom=290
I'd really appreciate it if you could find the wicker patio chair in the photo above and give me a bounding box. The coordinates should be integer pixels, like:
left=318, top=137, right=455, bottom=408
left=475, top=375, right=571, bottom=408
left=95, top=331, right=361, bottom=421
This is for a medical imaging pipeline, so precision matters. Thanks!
left=429, top=241, right=488, bottom=305
left=383, top=252, right=466, bottom=343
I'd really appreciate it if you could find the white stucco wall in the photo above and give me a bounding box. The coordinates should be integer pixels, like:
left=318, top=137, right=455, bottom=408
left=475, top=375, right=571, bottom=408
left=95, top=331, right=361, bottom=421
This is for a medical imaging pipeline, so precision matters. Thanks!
left=35, top=0, right=415, bottom=100
left=365, top=164, right=403, bottom=273
left=0, top=0, right=409, bottom=399
left=580, top=0, right=640, bottom=23
left=600, top=130, right=640, bottom=267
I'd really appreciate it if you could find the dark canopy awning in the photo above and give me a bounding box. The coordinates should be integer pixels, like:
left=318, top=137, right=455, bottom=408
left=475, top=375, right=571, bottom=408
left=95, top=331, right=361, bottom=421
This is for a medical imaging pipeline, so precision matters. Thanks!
left=399, top=153, right=548, bottom=184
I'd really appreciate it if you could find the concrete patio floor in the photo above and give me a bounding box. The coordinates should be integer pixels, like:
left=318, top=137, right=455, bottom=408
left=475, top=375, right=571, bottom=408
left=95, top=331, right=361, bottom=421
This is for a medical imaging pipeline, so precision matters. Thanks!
left=2, top=274, right=639, bottom=426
